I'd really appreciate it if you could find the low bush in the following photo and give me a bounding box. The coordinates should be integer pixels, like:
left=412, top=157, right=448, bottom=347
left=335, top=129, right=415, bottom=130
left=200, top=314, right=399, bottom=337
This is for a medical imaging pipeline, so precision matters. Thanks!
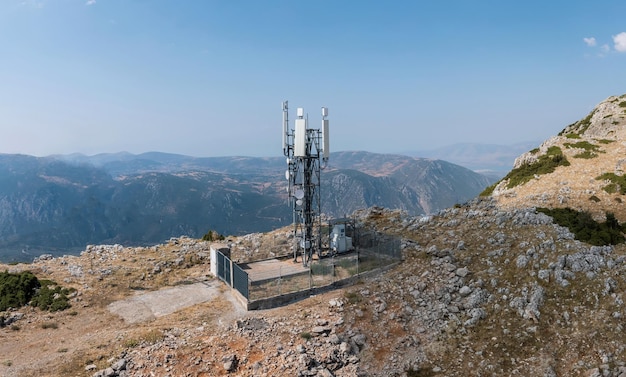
left=202, top=230, right=225, bottom=242
left=0, top=271, right=72, bottom=312
left=30, top=280, right=74, bottom=312
left=500, top=146, right=570, bottom=189
left=597, top=139, right=614, bottom=144
left=565, top=133, right=581, bottom=139
left=537, top=208, right=625, bottom=246
left=596, top=173, right=626, bottom=195
left=574, top=151, right=598, bottom=159
left=564, top=140, right=600, bottom=151
left=479, top=183, right=497, bottom=197
left=0, top=271, right=39, bottom=311
left=300, top=332, right=312, bottom=340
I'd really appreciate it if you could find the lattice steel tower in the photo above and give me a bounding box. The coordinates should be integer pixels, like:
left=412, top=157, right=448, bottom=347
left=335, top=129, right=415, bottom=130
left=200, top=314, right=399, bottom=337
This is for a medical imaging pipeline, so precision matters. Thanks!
left=282, top=101, right=329, bottom=266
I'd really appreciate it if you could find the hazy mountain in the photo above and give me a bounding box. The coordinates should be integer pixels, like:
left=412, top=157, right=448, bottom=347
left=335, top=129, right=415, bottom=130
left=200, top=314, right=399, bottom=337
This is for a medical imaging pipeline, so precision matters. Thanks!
left=0, top=151, right=493, bottom=262
left=408, top=141, right=540, bottom=177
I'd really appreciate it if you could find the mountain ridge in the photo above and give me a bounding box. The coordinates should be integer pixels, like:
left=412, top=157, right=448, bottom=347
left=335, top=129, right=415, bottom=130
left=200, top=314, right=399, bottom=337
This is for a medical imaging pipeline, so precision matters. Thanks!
left=0, top=151, right=493, bottom=262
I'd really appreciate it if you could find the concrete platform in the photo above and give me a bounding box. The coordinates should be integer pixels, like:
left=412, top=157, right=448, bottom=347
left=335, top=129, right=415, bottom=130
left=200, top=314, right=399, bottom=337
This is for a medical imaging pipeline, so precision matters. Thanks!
left=240, top=258, right=309, bottom=283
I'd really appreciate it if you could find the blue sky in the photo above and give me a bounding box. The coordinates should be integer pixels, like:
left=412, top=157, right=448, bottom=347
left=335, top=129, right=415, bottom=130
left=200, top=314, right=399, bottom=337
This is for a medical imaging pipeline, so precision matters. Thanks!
left=1, top=1, right=625, bottom=157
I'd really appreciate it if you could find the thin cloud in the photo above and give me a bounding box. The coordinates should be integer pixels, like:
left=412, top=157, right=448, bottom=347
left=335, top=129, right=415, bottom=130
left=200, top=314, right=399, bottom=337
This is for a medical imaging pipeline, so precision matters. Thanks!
left=86, top=0, right=96, bottom=5
left=613, top=32, right=626, bottom=52
left=583, top=37, right=596, bottom=47
left=601, top=44, right=610, bottom=53
left=19, top=0, right=44, bottom=8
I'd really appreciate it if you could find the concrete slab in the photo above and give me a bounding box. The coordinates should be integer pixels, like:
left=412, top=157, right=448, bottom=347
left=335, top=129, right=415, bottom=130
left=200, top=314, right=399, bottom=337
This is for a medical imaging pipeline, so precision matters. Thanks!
left=240, top=258, right=309, bottom=283
left=108, top=280, right=220, bottom=324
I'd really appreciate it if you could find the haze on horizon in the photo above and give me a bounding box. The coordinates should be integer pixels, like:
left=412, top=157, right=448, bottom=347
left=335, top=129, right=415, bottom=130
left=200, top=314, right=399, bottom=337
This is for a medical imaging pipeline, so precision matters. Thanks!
left=1, top=1, right=625, bottom=158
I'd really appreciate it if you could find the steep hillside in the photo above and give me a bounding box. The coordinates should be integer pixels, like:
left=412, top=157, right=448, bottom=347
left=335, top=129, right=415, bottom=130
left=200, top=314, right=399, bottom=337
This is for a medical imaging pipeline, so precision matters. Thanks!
left=388, top=158, right=491, bottom=214
left=490, top=94, right=626, bottom=221
left=323, top=169, right=425, bottom=216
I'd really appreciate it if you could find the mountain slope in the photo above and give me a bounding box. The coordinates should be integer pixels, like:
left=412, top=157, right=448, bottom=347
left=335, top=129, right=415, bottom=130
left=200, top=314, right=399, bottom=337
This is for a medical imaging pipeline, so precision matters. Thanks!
left=490, top=94, right=626, bottom=221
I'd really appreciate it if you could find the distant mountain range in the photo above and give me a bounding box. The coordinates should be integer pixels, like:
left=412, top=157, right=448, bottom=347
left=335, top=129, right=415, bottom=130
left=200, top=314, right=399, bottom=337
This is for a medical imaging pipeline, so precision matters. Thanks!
left=0, top=150, right=495, bottom=262
left=408, top=141, right=540, bottom=178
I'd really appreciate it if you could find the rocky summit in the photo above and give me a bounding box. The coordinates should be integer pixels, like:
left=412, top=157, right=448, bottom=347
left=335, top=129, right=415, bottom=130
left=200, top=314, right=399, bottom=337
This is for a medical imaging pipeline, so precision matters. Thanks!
left=2, top=94, right=626, bottom=376
left=492, top=94, right=626, bottom=221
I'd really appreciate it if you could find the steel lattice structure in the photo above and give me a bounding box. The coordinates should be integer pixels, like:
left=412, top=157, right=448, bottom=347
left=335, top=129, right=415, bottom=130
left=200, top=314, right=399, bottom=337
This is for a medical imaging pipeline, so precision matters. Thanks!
left=282, top=101, right=329, bottom=266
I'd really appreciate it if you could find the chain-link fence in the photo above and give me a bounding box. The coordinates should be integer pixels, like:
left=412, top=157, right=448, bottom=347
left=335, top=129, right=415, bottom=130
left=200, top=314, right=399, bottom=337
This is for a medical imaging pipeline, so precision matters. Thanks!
left=247, top=235, right=402, bottom=302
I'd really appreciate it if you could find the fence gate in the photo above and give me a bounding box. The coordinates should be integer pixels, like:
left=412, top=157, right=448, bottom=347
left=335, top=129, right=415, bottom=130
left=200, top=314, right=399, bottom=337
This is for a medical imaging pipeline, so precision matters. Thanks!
left=216, top=251, right=231, bottom=285
left=215, top=250, right=248, bottom=300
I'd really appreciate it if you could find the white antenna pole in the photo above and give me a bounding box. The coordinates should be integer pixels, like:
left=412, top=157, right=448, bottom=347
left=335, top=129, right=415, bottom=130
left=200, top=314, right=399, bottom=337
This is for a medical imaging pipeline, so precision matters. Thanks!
left=321, top=107, right=329, bottom=161
left=282, top=101, right=289, bottom=154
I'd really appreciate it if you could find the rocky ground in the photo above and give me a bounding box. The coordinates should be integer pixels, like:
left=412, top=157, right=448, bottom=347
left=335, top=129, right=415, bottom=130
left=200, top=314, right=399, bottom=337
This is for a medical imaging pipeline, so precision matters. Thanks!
left=2, top=197, right=626, bottom=376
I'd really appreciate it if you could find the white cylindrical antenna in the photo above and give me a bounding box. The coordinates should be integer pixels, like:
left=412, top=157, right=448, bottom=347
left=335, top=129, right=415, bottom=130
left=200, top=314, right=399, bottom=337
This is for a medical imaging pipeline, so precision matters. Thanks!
left=282, top=101, right=289, bottom=153
left=322, top=107, right=329, bottom=159
left=294, top=107, right=307, bottom=157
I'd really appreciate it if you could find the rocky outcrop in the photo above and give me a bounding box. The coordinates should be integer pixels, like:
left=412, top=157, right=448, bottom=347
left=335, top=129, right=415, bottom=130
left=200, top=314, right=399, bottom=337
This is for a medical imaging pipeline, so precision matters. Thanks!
left=491, top=94, right=626, bottom=222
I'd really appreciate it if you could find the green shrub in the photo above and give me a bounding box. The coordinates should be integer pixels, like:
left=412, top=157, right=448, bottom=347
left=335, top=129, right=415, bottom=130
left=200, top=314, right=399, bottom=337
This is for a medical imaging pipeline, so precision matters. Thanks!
left=564, top=141, right=600, bottom=152
left=589, top=195, right=601, bottom=202
left=574, top=151, right=598, bottom=159
left=202, top=230, right=225, bottom=242
left=596, top=173, right=626, bottom=195
left=537, top=208, right=625, bottom=246
left=565, top=133, right=581, bottom=139
left=576, top=110, right=596, bottom=134
left=479, top=183, right=497, bottom=197
left=619, top=101, right=626, bottom=108
left=501, top=146, right=569, bottom=189
left=559, top=123, right=577, bottom=136
left=597, top=139, right=614, bottom=144
left=300, top=332, right=312, bottom=340
left=30, top=279, right=73, bottom=312
left=0, top=272, right=72, bottom=312
left=344, top=291, right=362, bottom=304
left=0, top=271, right=40, bottom=311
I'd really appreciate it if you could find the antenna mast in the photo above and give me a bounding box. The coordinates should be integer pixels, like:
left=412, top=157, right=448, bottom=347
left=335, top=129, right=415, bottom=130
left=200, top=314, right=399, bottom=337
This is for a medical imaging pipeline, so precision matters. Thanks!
left=282, top=101, right=329, bottom=266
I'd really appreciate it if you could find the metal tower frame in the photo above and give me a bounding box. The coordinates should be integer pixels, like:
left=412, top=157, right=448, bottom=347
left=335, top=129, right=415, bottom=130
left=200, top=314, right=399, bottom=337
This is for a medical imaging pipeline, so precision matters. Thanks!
left=282, top=101, right=329, bottom=266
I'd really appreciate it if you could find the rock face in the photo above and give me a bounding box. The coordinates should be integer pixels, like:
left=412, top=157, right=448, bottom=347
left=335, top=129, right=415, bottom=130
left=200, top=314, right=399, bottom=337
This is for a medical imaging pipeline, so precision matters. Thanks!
left=491, top=94, right=626, bottom=221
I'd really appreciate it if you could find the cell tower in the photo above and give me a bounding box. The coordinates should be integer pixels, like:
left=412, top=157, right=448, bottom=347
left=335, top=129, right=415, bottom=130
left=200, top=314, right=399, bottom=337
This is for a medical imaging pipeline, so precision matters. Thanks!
left=282, top=101, right=329, bottom=266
